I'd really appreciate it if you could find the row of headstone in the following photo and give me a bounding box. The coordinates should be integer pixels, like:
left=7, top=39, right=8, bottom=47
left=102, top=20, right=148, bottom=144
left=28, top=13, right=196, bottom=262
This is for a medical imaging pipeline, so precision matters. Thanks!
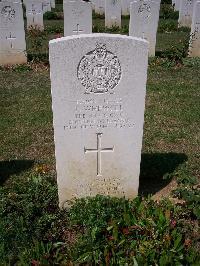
left=1, top=0, right=200, bottom=66
left=25, top=0, right=56, bottom=30
left=63, top=0, right=161, bottom=56
left=92, top=0, right=132, bottom=16
left=23, top=0, right=54, bottom=12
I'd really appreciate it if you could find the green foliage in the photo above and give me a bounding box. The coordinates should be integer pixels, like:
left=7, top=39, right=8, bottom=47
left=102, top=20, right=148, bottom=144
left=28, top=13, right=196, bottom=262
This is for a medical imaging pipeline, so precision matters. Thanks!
left=183, top=57, right=200, bottom=67
left=158, top=19, right=178, bottom=33
left=44, top=11, right=60, bottom=20
left=12, top=64, right=32, bottom=73
left=158, top=35, right=190, bottom=64
left=68, top=196, right=199, bottom=265
left=160, top=4, right=179, bottom=19
left=92, top=10, right=105, bottom=19
left=27, top=28, right=48, bottom=61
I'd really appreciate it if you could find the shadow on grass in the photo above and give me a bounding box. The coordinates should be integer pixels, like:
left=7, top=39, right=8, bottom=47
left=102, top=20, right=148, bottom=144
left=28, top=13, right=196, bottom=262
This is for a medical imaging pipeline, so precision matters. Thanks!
left=139, top=152, right=187, bottom=196
left=0, top=160, right=34, bottom=186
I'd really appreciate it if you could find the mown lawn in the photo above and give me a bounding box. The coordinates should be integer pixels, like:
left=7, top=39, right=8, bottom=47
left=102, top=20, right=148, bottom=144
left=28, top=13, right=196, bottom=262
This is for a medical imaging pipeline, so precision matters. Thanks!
left=0, top=5, right=200, bottom=266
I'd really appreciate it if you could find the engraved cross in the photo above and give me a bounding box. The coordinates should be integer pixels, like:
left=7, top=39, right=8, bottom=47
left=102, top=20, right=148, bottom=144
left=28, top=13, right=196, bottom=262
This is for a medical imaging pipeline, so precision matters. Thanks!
left=84, top=133, right=114, bottom=176
left=73, top=24, right=83, bottom=34
left=6, top=32, right=16, bottom=49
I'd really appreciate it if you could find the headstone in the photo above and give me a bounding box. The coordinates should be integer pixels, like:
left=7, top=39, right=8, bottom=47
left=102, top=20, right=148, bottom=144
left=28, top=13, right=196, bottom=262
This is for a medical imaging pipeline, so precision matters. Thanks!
left=188, top=1, right=200, bottom=56
left=90, top=0, right=96, bottom=10
left=129, top=0, right=161, bottom=56
left=50, top=0, right=55, bottom=8
left=49, top=33, right=149, bottom=207
left=42, top=0, right=51, bottom=13
left=95, top=0, right=105, bottom=15
left=63, top=0, right=92, bottom=37
left=0, top=0, right=27, bottom=65
left=174, top=0, right=180, bottom=10
left=105, top=0, right=121, bottom=28
left=178, top=0, right=195, bottom=28
left=26, top=0, right=44, bottom=30
left=121, top=0, right=132, bottom=15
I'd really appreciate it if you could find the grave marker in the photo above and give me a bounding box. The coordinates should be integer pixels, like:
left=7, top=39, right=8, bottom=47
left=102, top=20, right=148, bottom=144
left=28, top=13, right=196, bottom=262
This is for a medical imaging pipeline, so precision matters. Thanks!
left=95, top=0, right=105, bottom=15
left=49, top=34, right=149, bottom=207
left=129, top=0, right=161, bottom=56
left=178, top=0, right=195, bottom=27
left=51, top=0, right=55, bottom=8
left=26, top=0, right=44, bottom=30
left=64, top=0, right=92, bottom=37
left=42, top=0, right=51, bottom=13
left=0, top=0, right=27, bottom=65
left=121, top=0, right=132, bottom=15
left=105, top=0, right=121, bottom=28
left=189, top=1, right=200, bottom=56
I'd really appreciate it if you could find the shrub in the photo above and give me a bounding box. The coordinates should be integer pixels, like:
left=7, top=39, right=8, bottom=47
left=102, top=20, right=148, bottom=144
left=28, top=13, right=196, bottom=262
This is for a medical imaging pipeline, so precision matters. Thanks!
left=44, top=11, right=59, bottom=20
left=158, top=19, right=178, bottom=33
left=160, top=4, right=179, bottom=19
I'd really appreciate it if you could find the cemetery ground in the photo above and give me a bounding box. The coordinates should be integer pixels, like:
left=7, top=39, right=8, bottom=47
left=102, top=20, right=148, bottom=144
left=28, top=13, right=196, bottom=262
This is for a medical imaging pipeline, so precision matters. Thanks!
left=0, top=7, right=200, bottom=266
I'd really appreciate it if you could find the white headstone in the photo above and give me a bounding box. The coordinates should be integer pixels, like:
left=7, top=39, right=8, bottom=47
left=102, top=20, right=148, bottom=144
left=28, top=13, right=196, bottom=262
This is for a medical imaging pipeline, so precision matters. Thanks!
left=178, top=0, right=195, bottom=27
left=49, top=33, right=149, bottom=207
left=95, top=0, right=105, bottom=15
left=50, top=0, right=55, bottom=8
left=63, top=0, right=92, bottom=37
left=174, top=0, right=180, bottom=10
left=0, top=0, right=27, bottom=65
left=129, top=0, right=161, bottom=56
left=105, top=0, right=121, bottom=28
left=121, top=0, right=132, bottom=15
left=26, top=0, right=44, bottom=30
left=188, top=1, right=200, bottom=56
left=42, top=0, right=51, bottom=13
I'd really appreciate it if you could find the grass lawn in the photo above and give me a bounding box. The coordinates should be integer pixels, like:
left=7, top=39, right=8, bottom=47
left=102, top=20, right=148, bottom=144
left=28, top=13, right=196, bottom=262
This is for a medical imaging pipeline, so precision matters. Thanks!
left=0, top=6, right=200, bottom=266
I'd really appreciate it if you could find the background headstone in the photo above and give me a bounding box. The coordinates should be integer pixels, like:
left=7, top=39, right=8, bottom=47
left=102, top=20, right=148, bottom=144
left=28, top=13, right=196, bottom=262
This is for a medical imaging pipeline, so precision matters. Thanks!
left=174, top=0, right=180, bottom=10
left=178, top=0, right=195, bottom=28
left=26, top=0, right=44, bottom=30
left=49, top=34, right=149, bottom=207
left=188, top=1, right=200, bottom=56
left=121, top=0, right=132, bottom=16
left=42, top=0, right=51, bottom=13
left=105, top=0, right=121, bottom=28
left=129, top=0, right=161, bottom=56
left=63, top=0, right=92, bottom=36
left=51, top=0, right=55, bottom=8
left=95, top=0, right=105, bottom=15
left=0, top=0, right=27, bottom=65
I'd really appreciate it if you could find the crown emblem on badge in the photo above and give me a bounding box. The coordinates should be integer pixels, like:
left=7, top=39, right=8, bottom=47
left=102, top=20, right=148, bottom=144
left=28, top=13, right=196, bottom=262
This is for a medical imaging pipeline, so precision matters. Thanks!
left=77, top=43, right=122, bottom=94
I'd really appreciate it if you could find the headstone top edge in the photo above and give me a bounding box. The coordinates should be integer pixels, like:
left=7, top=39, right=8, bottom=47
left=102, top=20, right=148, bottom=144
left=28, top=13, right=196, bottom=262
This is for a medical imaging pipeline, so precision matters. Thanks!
left=49, top=33, right=149, bottom=46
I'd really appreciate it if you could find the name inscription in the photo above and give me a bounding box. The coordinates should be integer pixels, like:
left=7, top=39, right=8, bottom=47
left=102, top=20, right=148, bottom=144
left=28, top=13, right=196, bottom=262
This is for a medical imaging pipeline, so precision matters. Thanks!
left=64, top=98, right=135, bottom=130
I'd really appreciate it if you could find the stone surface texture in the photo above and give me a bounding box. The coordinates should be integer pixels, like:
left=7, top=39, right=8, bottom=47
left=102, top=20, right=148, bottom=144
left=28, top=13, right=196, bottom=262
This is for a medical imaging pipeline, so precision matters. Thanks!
left=189, top=1, right=200, bottom=56
left=121, top=0, right=132, bottom=15
left=94, top=0, right=105, bottom=15
left=0, top=0, right=27, bottom=65
left=49, top=33, right=148, bottom=207
left=129, top=0, right=161, bottom=56
left=51, top=0, right=55, bottom=8
left=178, top=0, right=195, bottom=27
left=64, top=0, right=92, bottom=37
left=42, top=0, right=51, bottom=13
left=105, top=0, right=121, bottom=28
left=26, top=0, right=44, bottom=30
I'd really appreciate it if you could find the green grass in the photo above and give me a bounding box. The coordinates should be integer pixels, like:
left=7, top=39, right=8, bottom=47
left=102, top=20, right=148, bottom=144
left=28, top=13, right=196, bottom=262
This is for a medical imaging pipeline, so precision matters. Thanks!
left=0, top=5, right=200, bottom=265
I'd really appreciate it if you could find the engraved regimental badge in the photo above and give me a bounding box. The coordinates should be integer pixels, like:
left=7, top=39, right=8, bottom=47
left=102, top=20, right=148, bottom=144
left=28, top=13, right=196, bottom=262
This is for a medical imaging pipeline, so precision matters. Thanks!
left=1, top=6, right=16, bottom=22
left=77, top=43, right=122, bottom=94
left=138, top=2, right=151, bottom=19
